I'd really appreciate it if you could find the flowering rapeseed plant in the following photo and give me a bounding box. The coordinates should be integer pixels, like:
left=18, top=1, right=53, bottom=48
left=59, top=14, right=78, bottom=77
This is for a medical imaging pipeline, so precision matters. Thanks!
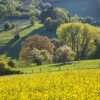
left=0, top=69, right=99, bottom=100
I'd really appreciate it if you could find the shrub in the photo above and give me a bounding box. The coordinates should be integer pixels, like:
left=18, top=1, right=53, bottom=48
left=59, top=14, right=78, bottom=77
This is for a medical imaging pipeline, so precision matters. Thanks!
left=29, top=48, right=50, bottom=65
left=0, top=56, right=22, bottom=75
left=3, top=22, right=11, bottom=30
left=54, top=45, right=76, bottom=63
left=30, top=16, right=36, bottom=25
left=0, top=61, right=5, bottom=68
left=0, top=61, right=21, bottom=75
left=3, top=22, right=16, bottom=30
left=14, top=34, right=20, bottom=40
left=11, top=23, right=16, bottom=29
left=8, top=61, right=15, bottom=68
left=44, top=17, right=64, bottom=31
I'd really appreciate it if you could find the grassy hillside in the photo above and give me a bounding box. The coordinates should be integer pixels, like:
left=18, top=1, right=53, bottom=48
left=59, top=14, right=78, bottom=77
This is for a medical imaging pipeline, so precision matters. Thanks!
left=0, top=0, right=42, bottom=19
left=16, top=59, right=100, bottom=74
left=0, top=22, right=56, bottom=58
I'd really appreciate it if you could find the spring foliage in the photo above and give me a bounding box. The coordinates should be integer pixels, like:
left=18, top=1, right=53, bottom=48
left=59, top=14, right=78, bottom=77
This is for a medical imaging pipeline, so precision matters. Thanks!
left=54, top=45, right=75, bottom=63
left=20, top=35, right=54, bottom=63
left=57, top=23, right=100, bottom=59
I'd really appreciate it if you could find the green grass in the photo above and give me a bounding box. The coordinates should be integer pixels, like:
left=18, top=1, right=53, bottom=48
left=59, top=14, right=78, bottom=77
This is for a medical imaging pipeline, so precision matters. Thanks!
left=16, top=59, right=100, bottom=74
left=0, top=22, right=56, bottom=58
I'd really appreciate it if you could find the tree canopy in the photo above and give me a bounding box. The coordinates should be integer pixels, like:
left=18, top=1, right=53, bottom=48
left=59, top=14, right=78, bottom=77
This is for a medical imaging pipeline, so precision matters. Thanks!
left=0, top=0, right=51, bottom=19
left=57, top=23, right=100, bottom=59
left=40, top=7, right=70, bottom=23
left=20, top=35, right=54, bottom=63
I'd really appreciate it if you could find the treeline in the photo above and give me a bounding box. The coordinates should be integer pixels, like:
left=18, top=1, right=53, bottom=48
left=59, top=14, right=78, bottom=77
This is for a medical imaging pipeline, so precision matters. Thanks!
left=42, top=0, right=64, bottom=3
left=19, top=25, right=100, bottom=65
left=0, top=0, right=51, bottom=20
left=19, top=6, right=100, bottom=65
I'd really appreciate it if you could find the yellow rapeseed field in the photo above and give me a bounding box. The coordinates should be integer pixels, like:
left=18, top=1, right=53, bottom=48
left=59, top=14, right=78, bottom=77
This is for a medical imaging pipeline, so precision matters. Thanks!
left=0, top=69, right=99, bottom=100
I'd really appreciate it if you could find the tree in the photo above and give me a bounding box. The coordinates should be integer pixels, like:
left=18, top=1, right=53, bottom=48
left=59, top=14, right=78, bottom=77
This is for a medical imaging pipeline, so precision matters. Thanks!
left=39, top=2, right=51, bottom=10
left=88, top=37, right=100, bottom=59
left=57, top=23, right=99, bottom=59
left=43, top=2, right=51, bottom=9
left=81, top=16, right=93, bottom=24
left=0, top=0, right=44, bottom=19
left=6, top=3, right=16, bottom=17
left=29, top=48, right=50, bottom=65
left=54, top=45, right=75, bottom=63
left=30, top=16, right=36, bottom=25
left=70, top=15, right=80, bottom=23
left=19, top=35, right=54, bottom=63
left=0, top=4, right=7, bottom=19
left=3, top=22, right=16, bottom=30
left=93, top=38, right=100, bottom=59
left=40, top=7, right=70, bottom=31
left=29, top=48, right=42, bottom=65
left=44, top=17, right=64, bottom=31
left=40, top=7, right=70, bottom=23
left=3, top=22, right=11, bottom=30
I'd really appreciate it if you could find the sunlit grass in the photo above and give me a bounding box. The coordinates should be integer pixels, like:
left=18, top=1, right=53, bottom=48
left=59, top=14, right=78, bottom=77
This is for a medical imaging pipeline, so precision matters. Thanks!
left=17, top=59, right=100, bottom=74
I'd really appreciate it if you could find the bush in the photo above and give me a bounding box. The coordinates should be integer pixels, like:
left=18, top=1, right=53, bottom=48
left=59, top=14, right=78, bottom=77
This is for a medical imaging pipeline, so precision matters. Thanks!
left=11, top=23, right=16, bottom=29
left=0, top=61, right=21, bottom=75
left=0, top=56, right=22, bottom=75
left=0, top=61, right=5, bottom=68
left=29, top=48, right=50, bottom=65
left=54, top=45, right=76, bottom=63
left=8, top=61, right=15, bottom=68
left=3, top=22, right=11, bottom=30
left=3, top=22, right=16, bottom=30
left=30, top=16, right=36, bottom=25
left=14, top=34, right=20, bottom=40
left=44, top=17, right=64, bottom=31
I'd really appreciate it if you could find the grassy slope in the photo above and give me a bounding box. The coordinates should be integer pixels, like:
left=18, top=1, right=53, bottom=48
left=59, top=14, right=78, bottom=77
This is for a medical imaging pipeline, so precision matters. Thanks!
left=0, top=22, right=56, bottom=59
left=16, top=59, right=100, bottom=74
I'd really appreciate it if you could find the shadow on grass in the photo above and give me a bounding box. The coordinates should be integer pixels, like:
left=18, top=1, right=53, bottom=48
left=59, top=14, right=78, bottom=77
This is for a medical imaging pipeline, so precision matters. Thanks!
left=24, top=26, right=56, bottom=38
left=20, top=25, right=32, bottom=32
left=0, top=29, right=10, bottom=33
left=0, top=28, right=16, bottom=33
left=0, top=38, right=18, bottom=55
left=0, top=29, right=4, bottom=33
left=49, top=62, right=73, bottom=67
left=49, top=63, right=66, bottom=67
left=0, top=26, right=56, bottom=59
